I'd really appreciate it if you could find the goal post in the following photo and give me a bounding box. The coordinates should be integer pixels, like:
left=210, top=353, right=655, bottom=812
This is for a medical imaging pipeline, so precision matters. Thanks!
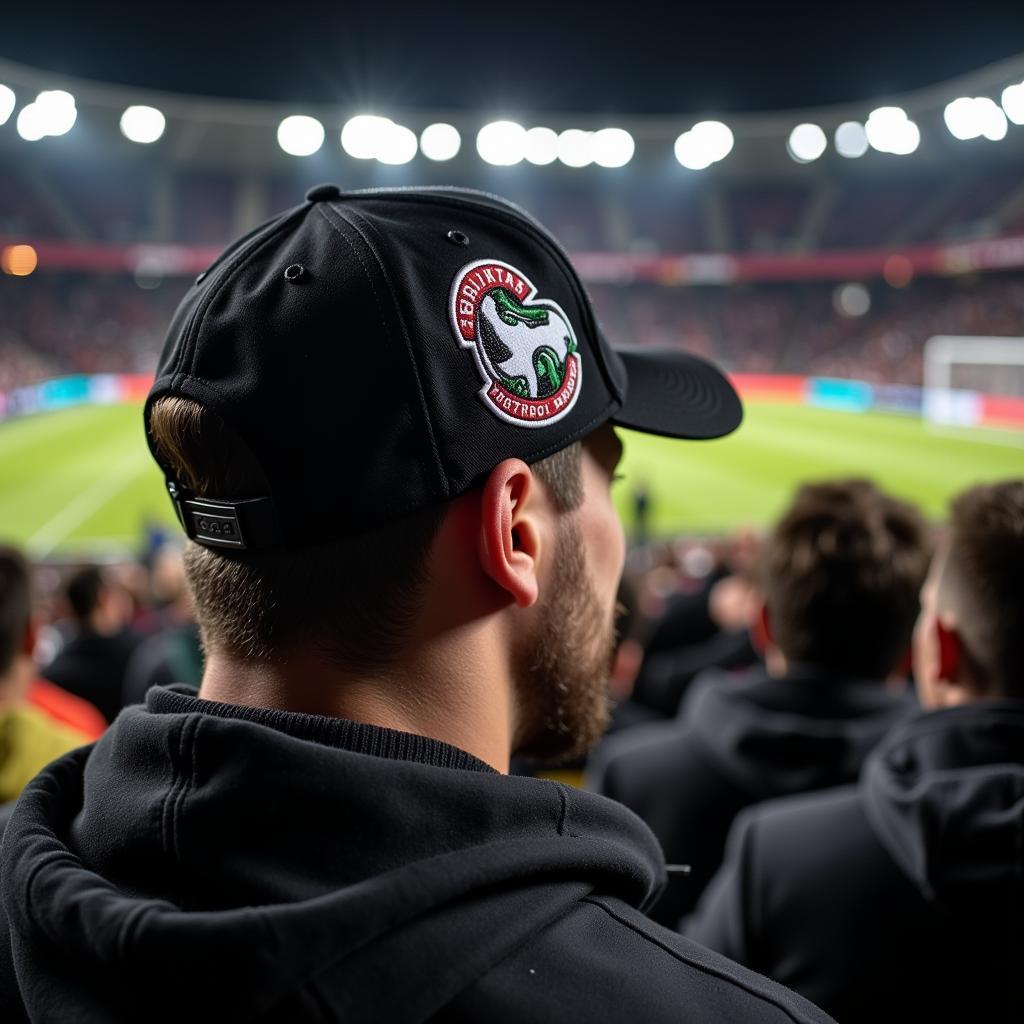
left=923, top=336, right=1024, bottom=428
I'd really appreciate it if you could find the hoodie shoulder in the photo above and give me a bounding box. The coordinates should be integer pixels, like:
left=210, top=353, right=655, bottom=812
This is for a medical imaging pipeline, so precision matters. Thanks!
left=441, top=894, right=834, bottom=1023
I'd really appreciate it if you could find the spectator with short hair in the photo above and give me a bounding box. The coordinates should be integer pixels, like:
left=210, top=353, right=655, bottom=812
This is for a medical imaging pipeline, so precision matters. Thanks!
left=0, top=546, right=92, bottom=820
left=41, top=564, right=141, bottom=723
left=686, top=479, right=1024, bottom=1022
left=590, top=479, right=929, bottom=925
left=0, top=187, right=831, bottom=1022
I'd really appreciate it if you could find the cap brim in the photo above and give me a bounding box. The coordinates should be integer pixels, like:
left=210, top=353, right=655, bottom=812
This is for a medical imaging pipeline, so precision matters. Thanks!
left=610, top=348, right=743, bottom=440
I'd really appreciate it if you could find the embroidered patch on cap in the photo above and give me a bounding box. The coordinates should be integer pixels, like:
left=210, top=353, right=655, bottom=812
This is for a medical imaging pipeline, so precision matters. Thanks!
left=449, top=259, right=582, bottom=427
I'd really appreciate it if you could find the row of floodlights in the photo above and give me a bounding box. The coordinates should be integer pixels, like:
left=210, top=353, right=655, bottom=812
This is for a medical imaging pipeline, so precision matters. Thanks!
left=2, top=83, right=1024, bottom=165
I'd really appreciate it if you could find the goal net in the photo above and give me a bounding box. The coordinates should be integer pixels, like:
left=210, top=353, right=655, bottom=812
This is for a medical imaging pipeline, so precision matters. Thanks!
left=923, top=336, right=1024, bottom=427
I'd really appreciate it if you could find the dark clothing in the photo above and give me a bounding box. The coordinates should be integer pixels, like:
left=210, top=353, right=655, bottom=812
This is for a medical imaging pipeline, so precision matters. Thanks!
left=686, top=701, right=1024, bottom=1023
left=0, top=686, right=832, bottom=1023
left=590, top=666, right=913, bottom=924
left=41, top=627, right=141, bottom=723
left=122, top=623, right=204, bottom=706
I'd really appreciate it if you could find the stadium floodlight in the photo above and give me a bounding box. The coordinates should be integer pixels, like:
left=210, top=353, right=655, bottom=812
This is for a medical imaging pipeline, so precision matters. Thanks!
left=865, top=106, right=919, bottom=156
left=17, top=89, right=77, bottom=141
left=558, top=128, right=594, bottom=168
left=674, top=120, right=733, bottom=170
left=944, top=97, right=1008, bottom=142
left=420, top=123, right=460, bottom=161
left=0, top=85, right=15, bottom=126
left=277, top=115, right=325, bottom=157
left=524, top=126, right=558, bottom=165
left=121, top=105, right=167, bottom=145
left=476, top=120, right=527, bottom=166
left=376, top=122, right=417, bottom=165
left=834, top=120, right=868, bottom=158
left=592, top=127, right=634, bottom=168
left=786, top=123, right=827, bottom=163
left=1002, top=81, right=1024, bottom=125
left=341, top=115, right=392, bottom=159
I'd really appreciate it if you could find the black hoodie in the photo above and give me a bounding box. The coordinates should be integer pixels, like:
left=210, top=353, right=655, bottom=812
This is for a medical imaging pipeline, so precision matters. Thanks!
left=589, top=666, right=913, bottom=924
left=0, top=686, right=831, bottom=1023
left=686, top=701, right=1024, bottom=1022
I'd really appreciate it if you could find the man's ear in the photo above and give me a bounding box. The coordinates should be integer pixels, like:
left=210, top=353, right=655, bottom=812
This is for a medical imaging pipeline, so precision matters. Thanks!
left=478, top=459, right=542, bottom=609
left=936, top=618, right=960, bottom=684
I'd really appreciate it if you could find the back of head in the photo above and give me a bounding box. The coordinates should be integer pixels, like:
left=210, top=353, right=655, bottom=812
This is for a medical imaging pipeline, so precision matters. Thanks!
left=763, top=479, right=930, bottom=679
left=148, top=396, right=582, bottom=670
left=940, top=480, right=1024, bottom=697
left=0, top=545, right=31, bottom=678
left=65, top=566, right=104, bottom=626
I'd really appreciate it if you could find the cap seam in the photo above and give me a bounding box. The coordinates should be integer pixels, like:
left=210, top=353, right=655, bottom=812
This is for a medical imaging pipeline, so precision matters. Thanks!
left=315, top=201, right=447, bottom=501
left=176, top=208, right=306, bottom=388
left=332, top=203, right=449, bottom=500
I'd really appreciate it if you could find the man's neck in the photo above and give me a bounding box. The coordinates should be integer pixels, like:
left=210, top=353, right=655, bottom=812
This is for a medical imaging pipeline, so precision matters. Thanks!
left=198, top=628, right=516, bottom=773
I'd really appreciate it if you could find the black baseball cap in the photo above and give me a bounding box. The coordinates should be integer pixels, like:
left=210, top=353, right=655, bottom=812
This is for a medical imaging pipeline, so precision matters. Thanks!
left=145, top=185, right=742, bottom=550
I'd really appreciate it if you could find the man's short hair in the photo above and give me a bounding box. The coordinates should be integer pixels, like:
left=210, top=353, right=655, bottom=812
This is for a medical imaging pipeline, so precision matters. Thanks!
left=148, top=396, right=583, bottom=668
left=762, top=479, right=930, bottom=679
left=940, top=480, right=1024, bottom=697
left=0, top=545, right=31, bottom=677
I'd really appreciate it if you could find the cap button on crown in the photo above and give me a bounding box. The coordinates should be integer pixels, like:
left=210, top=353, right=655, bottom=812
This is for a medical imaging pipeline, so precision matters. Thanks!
left=305, top=184, right=342, bottom=203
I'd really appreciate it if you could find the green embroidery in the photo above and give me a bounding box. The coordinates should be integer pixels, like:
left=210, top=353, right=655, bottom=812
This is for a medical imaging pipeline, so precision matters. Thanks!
left=492, top=288, right=550, bottom=329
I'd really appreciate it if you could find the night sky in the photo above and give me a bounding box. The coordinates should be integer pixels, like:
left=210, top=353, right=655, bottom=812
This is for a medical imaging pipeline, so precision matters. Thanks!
left=4, top=1, right=1024, bottom=114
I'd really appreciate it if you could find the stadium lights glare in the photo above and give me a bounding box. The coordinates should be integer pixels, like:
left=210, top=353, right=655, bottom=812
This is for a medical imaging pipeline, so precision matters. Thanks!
left=834, top=121, right=868, bottom=158
left=120, top=105, right=167, bottom=145
left=865, top=106, right=920, bottom=156
left=786, top=123, right=827, bottom=163
left=1002, top=81, right=1024, bottom=125
left=420, top=123, right=461, bottom=161
left=16, top=89, right=77, bottom=141
left=674, top=121, right=733, bottom=170
left=592, top=127, right=634, bottom=168
left=524, top=126, right=558, bottom=165
left=944, top=96, right=1008, bottom=142
left=376, top=122, right=417, bottom=165
left=277, top=115, right=325, bottom=156
left=0, top=85, right=15, bottom=127
left=476, top=120, right=527, bottom=166
left=341, top=115, right=417, bottom=164
left=277, top=115, right=324, bottom=156
left=558, top=128, right=594, bottom=168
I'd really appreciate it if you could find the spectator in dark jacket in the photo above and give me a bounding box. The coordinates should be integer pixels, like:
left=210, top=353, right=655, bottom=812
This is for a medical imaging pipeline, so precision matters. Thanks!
left=590, top=480, right=929, bottom=924
left=686, top=479, right=1024, bottom=1023
left=0, top=189, right=830, bottom=1023
left=41, top=565, right=141, bottom=723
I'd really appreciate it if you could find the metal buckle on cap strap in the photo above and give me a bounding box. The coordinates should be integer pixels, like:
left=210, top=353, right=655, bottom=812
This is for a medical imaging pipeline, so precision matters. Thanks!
left=167, top=482, right=278, bottom=550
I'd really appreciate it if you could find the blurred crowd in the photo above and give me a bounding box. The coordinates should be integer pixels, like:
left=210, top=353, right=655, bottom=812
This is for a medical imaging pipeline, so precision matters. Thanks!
left=3, top=270, right=1024, bottom=395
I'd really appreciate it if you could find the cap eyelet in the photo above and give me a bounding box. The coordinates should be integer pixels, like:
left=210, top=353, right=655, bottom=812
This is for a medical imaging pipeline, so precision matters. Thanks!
left=283, top=263, right=306, bottom=282
left=447, top=230, right=470, bottom=247
left=194, top=271, right=207, bottom=285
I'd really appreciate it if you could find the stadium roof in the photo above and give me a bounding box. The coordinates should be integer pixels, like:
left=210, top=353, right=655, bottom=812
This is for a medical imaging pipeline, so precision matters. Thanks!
left=3, top=1, right=1024, bottom=114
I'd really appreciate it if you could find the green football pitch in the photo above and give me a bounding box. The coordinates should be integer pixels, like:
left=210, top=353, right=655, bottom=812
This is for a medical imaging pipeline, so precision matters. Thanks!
left=1, top=401, right=1021, bottom=558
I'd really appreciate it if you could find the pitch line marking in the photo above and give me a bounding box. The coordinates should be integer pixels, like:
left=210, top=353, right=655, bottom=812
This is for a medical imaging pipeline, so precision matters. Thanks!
left=26, top=451, right=151, bottom=557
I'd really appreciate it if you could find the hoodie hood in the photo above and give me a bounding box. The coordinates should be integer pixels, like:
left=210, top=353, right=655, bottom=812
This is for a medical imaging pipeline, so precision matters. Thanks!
left=862, top=700, right=1024, bottom=914
left=685, top=666, right=912, bottom=800
left=1, top=687, right=664, bottom=1023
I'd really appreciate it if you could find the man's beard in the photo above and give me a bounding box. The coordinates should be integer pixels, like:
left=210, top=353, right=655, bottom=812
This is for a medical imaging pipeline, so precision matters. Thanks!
left=512, top=515, right=617, bottom=764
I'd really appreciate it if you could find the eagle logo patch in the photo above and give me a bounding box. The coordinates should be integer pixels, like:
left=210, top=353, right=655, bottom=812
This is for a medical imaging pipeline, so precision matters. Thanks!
left=449, top=259, right=582, bottom=426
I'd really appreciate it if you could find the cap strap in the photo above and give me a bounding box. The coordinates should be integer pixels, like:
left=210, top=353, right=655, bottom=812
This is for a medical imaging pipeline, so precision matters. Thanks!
left=168, top=482, right=280, bottom=550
